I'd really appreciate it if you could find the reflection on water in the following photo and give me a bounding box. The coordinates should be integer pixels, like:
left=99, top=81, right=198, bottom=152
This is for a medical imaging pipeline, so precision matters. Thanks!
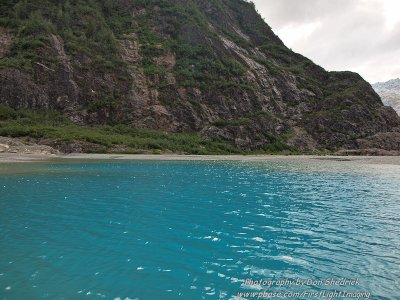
left=0, top=159, right=399, bottom=299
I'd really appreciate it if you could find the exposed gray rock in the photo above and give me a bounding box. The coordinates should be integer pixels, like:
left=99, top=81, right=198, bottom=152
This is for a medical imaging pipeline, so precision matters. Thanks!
left=0, top=137, right=59, bottom=155
left=373, top=79, right=400, bottom=116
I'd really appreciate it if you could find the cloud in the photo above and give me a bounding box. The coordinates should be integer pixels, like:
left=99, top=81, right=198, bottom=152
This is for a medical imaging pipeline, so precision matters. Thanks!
left=253, top=0, right=400, bottom=83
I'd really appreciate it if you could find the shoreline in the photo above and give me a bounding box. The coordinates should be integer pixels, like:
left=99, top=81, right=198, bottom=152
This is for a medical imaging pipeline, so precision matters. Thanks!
left=1, top=152, right=400, bottom=165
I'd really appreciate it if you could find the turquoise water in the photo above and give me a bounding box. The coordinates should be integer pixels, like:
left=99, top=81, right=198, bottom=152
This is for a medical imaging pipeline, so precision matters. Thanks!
left=0, top=159, right=399, bottom=300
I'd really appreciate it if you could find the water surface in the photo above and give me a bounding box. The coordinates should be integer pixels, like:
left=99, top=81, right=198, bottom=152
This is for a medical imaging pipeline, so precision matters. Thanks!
left=0, top=159, right=399, bottom=299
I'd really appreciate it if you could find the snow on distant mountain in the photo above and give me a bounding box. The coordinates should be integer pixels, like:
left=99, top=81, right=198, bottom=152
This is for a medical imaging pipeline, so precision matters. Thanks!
left=373, top=79, right=400, bottom=115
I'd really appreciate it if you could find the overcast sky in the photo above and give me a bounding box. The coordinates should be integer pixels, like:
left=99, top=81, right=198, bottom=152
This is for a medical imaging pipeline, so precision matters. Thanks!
left=252, top=0, right=400, bottom=83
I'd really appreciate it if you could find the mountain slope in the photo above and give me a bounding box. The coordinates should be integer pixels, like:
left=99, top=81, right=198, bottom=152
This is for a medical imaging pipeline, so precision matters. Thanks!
left=1, top=0, right=399, bottom=153
left=373, top=79, right=400, bottom=116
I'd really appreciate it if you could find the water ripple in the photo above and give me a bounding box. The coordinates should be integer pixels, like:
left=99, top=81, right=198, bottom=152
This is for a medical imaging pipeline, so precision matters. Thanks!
left=0, top=159, right=399, bottom=299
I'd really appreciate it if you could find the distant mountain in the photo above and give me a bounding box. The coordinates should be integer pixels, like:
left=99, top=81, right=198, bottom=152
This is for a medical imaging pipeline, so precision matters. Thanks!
left=373, top=79, right=400, bottom=116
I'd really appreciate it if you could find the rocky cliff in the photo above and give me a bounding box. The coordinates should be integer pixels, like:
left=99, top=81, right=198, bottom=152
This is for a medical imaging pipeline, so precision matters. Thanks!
left=373, top=79, right=400, bottom=116
left=1, top=0, right=399, bottom=153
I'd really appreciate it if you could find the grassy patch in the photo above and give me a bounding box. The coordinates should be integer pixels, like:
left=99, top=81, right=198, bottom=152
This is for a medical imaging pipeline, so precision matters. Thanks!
left=262, top=135, right=294, bottom=153
left=0, top=105, right=242, bottom=154
left=0, top=106, right=300, bottom=154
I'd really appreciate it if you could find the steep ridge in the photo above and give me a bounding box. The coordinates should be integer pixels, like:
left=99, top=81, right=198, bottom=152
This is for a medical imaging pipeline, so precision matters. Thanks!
left=0, top=0, right=399, bottom=153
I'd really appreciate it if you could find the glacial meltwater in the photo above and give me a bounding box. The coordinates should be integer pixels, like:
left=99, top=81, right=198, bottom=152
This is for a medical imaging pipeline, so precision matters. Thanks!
left=0, top=159, right=399, bottom=300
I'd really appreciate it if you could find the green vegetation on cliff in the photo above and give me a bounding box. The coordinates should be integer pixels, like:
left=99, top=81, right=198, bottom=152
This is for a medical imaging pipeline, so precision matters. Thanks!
left=1, top=0, right=250, bottom=77
left=0, top=105, right=243, bottom=154
left=0, top=105, right=296, bottom=154
left=0, top=0, right=129, bottom=70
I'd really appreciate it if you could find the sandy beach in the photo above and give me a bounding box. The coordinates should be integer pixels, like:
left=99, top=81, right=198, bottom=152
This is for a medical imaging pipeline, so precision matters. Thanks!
left=1, top=152, right=400, bottom=165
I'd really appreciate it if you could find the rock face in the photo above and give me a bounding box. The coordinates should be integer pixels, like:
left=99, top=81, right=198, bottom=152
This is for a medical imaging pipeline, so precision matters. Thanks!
left=0, top=0, right=399, bottom=152
left=373, top=79, right=400, bottom=116
left=0, top=137, right=59, bottom=155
